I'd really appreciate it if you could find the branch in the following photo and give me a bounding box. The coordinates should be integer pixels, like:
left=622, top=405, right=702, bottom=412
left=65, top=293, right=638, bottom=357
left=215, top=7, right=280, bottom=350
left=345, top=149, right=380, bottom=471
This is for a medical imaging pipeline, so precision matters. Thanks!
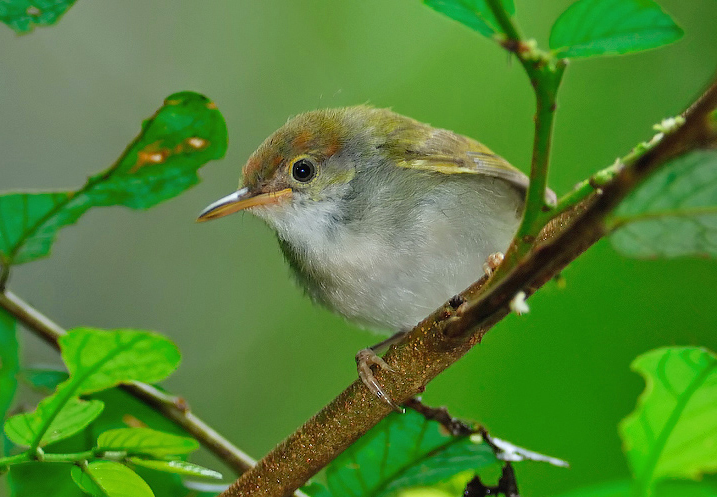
left=0, top=290, right=256, bottom=475
left=220, top=77, right=717, bottom=497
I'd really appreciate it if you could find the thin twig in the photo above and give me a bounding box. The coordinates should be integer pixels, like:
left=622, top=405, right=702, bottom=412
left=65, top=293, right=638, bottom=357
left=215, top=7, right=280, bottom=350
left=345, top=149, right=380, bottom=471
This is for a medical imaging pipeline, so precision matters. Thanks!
left=220, top=77, right=717, bottom=497
left=0, top=290, right=256, bottom=475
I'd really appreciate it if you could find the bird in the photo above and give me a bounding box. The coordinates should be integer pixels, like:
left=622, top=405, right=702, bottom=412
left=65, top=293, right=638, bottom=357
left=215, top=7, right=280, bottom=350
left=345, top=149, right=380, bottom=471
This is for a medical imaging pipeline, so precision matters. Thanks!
left=198, top=106, right=531, bottom=408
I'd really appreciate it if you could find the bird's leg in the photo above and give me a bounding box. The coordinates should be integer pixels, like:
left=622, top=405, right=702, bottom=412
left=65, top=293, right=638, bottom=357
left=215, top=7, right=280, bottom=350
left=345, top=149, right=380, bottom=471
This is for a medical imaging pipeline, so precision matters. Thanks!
left=483, top=251, right=505, bottom=276
left=356, top=330, right=407, bottom=413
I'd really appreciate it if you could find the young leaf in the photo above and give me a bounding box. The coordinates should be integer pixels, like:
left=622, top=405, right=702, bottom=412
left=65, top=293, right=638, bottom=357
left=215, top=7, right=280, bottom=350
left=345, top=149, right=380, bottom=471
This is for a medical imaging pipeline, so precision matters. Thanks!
left=0, top=0, right=77, bottom=34
left=619, top=347, right=717, bottom=493
left=97, top=428, right=199, bottom=458
left=549, top=0, right=683, bottom=58
left=59, top=328, right=181, bottom=394
left=4, top=392, right=104, bottom=447
left=128, top=458, right=222, bottom=480
left=320, top=410, right=498, bottom=497
left=0, top=92, right=227, bottom=267
left=423, top=0, right=516, bottom=38
left=610, top=150, right=717, bottom=259
left=71, top=461, right=154, bottom=497
left=0, top=309, right=19, bottom=423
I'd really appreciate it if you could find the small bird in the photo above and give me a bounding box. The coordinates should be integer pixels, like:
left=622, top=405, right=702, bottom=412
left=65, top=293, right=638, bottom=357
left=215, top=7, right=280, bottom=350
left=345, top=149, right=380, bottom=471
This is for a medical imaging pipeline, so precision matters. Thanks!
left=198, top=106, right=530, bottom=407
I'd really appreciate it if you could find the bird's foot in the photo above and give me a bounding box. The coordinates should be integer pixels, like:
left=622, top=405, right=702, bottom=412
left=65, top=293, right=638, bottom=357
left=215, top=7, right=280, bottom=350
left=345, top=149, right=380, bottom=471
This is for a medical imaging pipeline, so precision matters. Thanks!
left=356, top=348, right=403, bottom=413
left=483, top=252, right=505, bottom=276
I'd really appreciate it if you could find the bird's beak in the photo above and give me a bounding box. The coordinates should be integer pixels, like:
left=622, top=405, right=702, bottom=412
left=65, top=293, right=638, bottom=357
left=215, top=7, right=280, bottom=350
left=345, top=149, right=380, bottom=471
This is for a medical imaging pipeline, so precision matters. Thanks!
left=196, top=187, right=292, bottom=222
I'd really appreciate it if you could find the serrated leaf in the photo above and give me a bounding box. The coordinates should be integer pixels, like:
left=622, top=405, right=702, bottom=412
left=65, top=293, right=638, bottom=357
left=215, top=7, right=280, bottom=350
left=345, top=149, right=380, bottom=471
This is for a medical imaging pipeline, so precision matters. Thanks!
left=610, top=150, right=717, bottom=259
left=549, top=0, right=683, bottom=58
left=129, top=458, right=222, bottom=480
left=71, top=461, right=154, bottom=497
left=97, top=428, right=198, bottom=458
left=0, top=0, right=77, bottom=34
left=0, top=309, right=19, bottom=424
left=323, top=410, right=498, bottom=497
left=0, top=91, right=227, bottom=267
left=4, top=392, right=104, bottom=447
left=60, top=328, right=181, bottom=394
left=619, top=347, right=717, bottom=493
left=423, top=0, right=515, bottom=38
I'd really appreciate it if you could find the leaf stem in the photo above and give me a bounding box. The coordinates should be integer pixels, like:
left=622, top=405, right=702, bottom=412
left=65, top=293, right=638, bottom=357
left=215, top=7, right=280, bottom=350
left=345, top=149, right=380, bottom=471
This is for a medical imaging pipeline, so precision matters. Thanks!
left=516, top=63, right=566, bottom=247
left=485, top=0, right=521, bottom=42
left=484, top=0, right=567, bottom=262
left=0, top=448, right=126, bottom=468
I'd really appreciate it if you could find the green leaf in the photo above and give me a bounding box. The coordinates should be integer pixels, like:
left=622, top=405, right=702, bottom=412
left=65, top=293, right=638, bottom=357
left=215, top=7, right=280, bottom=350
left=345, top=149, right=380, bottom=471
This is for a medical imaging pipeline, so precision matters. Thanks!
left=423, top=0, right=515, bottom=38
left=0, top=0, right=77, bottom=34
left=610, top=150, right=717, bottom=259
left=551, top=478, right=717, bottom=497
left=128, top=458, right=222, bottom=480
left=323, top=410, right=498, bottom=497
left=0, top=309, right=19, bottom=424
left=3, top=328, right=179, bottom=447
left=8, top=462, right=84, bottom=497
left=0, top=91, right=227, bottom=267
left=19, top=368, right=70, bottom=393
left=4, top=392, right=104, bottom=447
left=549, top=0, right=683, bottom=58
left=71, top=461, right=154, bottom=497
left=60, top=328, right=180, bottom=395
left=97, top=428, right=198, bottom=458
left=619, top=347, right=717, bottom=494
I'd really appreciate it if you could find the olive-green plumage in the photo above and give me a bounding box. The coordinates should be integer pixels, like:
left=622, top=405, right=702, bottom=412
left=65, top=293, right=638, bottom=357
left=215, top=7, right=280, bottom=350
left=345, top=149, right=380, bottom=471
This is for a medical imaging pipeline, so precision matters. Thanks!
left=205, top=106, right=529, bottom=332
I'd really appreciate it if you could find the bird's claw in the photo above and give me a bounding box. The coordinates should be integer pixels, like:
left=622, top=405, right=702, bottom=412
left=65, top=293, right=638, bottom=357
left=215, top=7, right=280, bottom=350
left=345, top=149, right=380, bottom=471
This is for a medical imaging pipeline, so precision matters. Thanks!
left=356, top=348, right=403, bottom=413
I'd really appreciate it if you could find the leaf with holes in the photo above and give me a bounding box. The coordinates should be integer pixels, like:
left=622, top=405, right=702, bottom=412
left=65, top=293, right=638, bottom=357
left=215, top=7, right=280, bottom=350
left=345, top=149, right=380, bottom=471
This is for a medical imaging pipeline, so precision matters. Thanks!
left=97, top=428, right=198, bottom=458
left=423, top=0, right=515, bottom=38
left=308, top=410, right=498, bottom=497
left=549, top=0, right=683, bottom=58
left=619, top=347, right=717, bottom=493
left=0, top=91, right=227, bottom=267
left=0, top=0, right=77, bottom=34
left=610, top=150, right=717, bottom=259
left=71, top=461, right=154, bottom=497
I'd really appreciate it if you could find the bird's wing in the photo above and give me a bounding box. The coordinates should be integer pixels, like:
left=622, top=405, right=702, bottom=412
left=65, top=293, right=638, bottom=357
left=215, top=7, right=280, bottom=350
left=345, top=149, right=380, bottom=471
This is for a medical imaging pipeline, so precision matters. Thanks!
left=386, top=124, right=557, bottom=204
left=390, top=126, right=529, bottom=192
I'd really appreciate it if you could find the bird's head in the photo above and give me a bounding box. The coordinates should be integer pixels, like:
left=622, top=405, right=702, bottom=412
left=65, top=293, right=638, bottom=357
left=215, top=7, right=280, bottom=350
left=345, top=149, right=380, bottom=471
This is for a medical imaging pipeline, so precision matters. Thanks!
left=197, top=106, right=397, bottom=224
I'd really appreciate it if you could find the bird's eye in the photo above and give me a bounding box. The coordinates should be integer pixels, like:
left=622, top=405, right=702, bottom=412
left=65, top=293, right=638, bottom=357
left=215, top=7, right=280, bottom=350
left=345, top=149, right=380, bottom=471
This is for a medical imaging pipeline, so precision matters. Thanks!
left=291, top=158, right=316, bottom=183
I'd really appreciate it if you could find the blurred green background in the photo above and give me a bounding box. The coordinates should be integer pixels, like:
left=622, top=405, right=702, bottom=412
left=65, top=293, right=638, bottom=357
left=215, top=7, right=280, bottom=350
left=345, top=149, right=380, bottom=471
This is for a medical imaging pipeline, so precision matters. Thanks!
left=1, top=1, right=716, bottom=495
